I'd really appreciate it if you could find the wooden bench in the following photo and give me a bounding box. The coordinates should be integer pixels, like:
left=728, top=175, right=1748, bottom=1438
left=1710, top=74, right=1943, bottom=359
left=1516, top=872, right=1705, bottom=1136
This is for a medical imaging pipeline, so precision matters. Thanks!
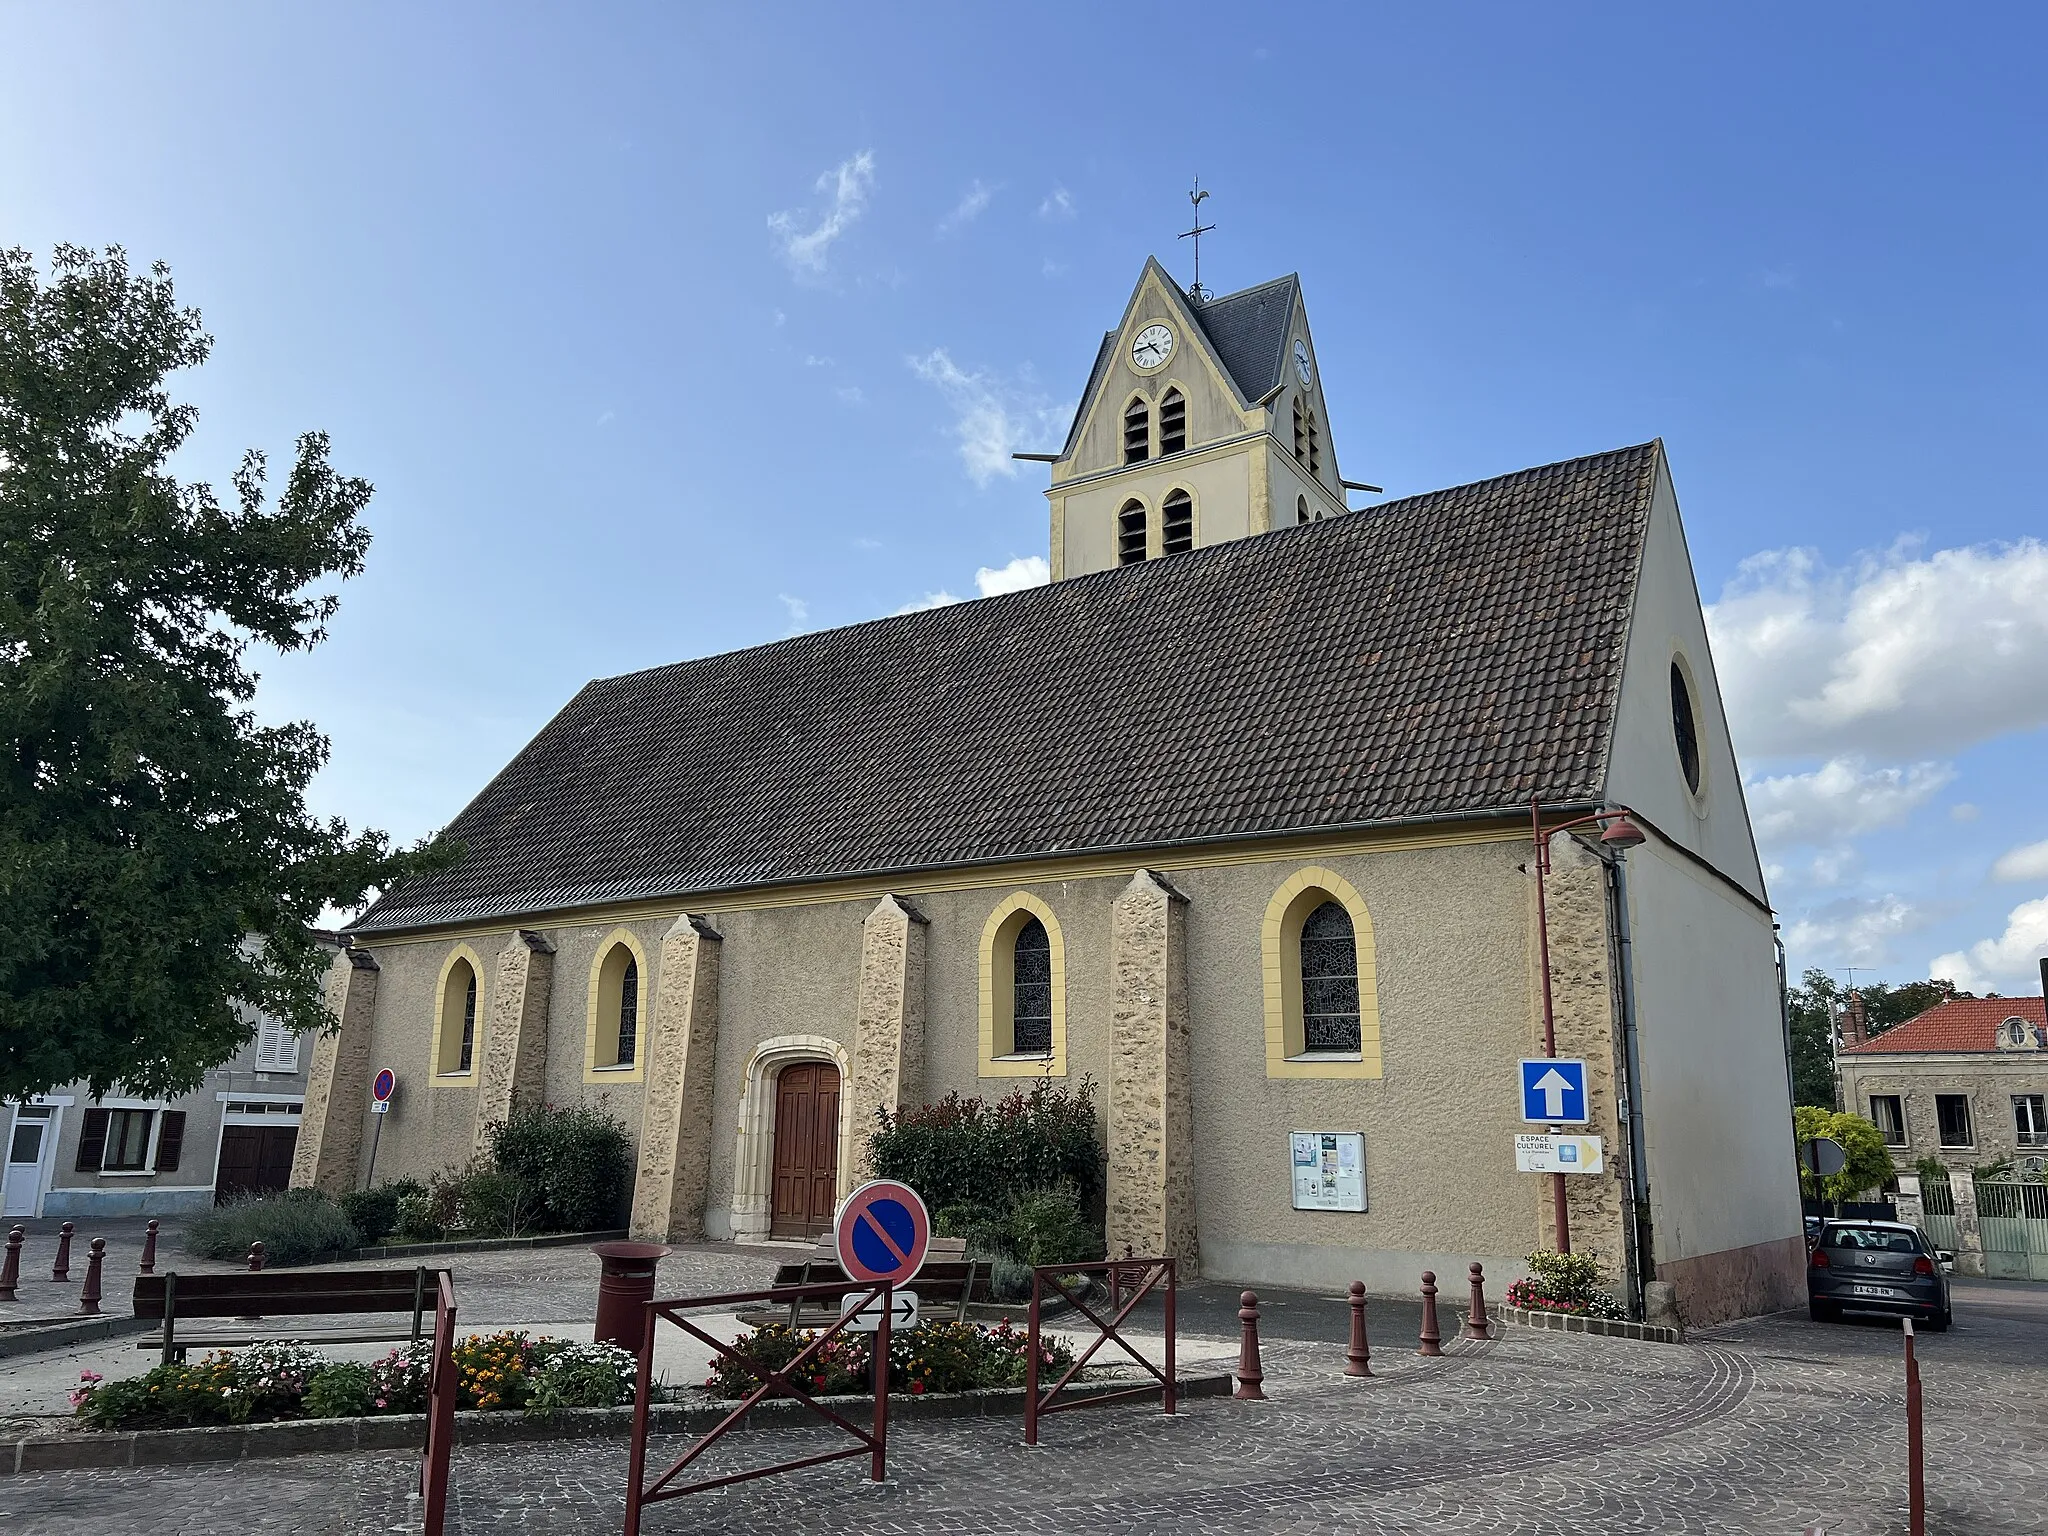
left=736, top=1236, right=982, bottom=1329
left=132, top=1267, right=444, bottom=1365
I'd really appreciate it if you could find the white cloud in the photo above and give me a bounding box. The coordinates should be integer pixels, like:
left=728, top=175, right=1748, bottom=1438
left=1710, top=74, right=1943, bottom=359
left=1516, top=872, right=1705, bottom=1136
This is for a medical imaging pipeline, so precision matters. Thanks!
left=777, top=593, right=809, bottom=629
left=906, top=348, right=1069, bottom=487
left=1706, top=538, right=2048, bottom=758
left=804, top=354, right=833, bottom=368
left=1746, top=757, right=1953, bottom=848
left=1930, top=894, right=2048, bottom=992
left=768, top=150, right=875, bottom=278
left=1951, top=802, right=1980, bottom=823
left=835, top=385, right=865, bottom=405
left=1783, top=895, right=1926, bottom=967
left=1992, top=838, right=2048, bottom=884
left=1037, top=186, right=1075, bottom=220
left=974, top=555, right=1050, bottom=596
left=1041, top=258, right=1069, bottom=279
left=897, top=590, right=960, bottom=614
left=938, top=179, right=995, bottom=235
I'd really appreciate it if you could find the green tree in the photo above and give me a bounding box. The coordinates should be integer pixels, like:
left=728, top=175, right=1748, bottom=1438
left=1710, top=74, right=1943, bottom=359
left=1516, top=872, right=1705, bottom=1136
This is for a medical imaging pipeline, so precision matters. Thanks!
left=1786, top=967, right=1843, bottom=1108
left=0, top=245, right=447, bottom=1099
left=1793, top=1105, right=1894, bottom=1203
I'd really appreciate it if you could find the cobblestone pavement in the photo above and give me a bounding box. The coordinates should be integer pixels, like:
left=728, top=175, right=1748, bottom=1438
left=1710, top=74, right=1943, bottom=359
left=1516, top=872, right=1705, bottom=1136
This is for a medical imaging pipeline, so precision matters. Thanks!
left=5, top=1287, right=2044, bottom=1535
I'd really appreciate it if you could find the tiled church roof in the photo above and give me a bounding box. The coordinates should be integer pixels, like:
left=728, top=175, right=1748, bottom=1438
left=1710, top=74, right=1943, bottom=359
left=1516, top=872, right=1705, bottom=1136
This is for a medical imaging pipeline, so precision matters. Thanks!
left=354, top=442, right=1663, bottom=934
left=1841, top=997, right=2048, bottom=1054
left=1189, top=274, right=1300, bottom=401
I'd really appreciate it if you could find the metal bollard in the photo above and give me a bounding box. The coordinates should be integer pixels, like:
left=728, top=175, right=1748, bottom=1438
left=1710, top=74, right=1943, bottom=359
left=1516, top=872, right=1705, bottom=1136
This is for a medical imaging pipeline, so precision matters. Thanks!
left=79, top=1238, right=106, bottom=1315
left=0, top=1226, right=22, bottom=1302
left=1234, top=1290, right=1266, bottom=1400
left=247, top=1241, right=266, bottom=1272
left=1465, top=1262, right=1491, bottom=1340
left=52, top=1221, right=75, bottom=1281
left=1344, top=1281, right=1372, bottom=1377
left=1904, top=1320, right=1924, bottom=1536
left=1418, top=1270, right=1443, bottom=1357
left=139, top=1218, right=159, bottom=1276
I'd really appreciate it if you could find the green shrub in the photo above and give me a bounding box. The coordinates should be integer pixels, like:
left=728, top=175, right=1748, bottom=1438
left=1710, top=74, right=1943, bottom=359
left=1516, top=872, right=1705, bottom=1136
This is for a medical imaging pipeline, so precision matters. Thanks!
left=459, top=1167, right=543, bottom=1237
left=869, top=1078, right=1103, bottom=1213
left=184, top=1192, right=360, bottom=1267
left=339, top=1181, right=423, bottom=1244
left=304, top=1361, right=375, bottom=1419
left=988, top=1258, right=1034, bottom=1302
left=486, top=1102, right=633, bottom=1232
left=1504, top=1250, right=1626, bottom=1319
left=393, top=1189, right=443, bottom=1243
left=525, top=1341, right=648, bottom=1419
left=1005, top=1187, right=1099, bottom=1267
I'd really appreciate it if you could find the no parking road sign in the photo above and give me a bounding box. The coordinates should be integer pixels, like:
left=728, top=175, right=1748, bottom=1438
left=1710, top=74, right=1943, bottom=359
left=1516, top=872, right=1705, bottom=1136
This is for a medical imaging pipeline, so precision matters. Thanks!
left=834, top=1179, right=931, bottom=1285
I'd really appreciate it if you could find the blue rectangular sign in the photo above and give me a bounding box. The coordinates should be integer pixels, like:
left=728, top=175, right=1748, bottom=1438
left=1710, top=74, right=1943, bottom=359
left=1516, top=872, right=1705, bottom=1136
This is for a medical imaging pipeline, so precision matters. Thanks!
left=1519, top=1058, right=1589, bottom=1125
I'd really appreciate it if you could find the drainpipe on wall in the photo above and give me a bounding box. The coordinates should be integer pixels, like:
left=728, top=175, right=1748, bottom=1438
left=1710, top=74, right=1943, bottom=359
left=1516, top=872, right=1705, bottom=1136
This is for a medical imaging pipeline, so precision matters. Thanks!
left=1606, top=857, right=1651, bottom=1322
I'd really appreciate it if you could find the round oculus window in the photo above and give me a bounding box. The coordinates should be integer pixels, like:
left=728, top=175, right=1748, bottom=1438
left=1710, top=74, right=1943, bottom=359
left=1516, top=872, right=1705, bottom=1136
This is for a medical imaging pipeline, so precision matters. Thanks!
left=1671, top=661, right=1701, bottom=794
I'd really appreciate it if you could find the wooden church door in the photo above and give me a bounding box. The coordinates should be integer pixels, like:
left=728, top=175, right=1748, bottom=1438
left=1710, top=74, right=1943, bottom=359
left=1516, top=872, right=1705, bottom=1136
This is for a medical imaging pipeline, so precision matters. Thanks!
left=770, top=1062, right=841, bottom=1239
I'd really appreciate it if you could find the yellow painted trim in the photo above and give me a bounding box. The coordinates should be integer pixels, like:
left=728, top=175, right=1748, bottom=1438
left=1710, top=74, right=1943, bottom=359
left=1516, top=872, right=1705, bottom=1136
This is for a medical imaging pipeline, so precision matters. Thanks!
left=358, top=820, right=1524, bottom=950
left=1260, top=867, right=1383, bottom=1080
left=1049, top=495, right=1066, bottom=582
left=1250, top=437, right=1271, bottom=533
left=584, top=927, right=650, bottom=1084
left=429, top=944, right=486, bottom=1086
left=977, top=892, right=1068, bottom=1078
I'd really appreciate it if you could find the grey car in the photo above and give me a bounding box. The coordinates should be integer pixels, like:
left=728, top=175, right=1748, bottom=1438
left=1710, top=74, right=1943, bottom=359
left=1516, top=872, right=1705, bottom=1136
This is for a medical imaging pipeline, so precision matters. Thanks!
left=1807, top=1219, right=1952, bottom=1329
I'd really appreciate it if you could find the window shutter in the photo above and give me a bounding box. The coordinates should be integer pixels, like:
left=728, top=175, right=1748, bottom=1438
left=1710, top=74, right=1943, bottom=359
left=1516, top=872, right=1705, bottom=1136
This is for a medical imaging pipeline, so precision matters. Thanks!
left=154, top=1111, right=186, bottom=1172
left=75, top=1108, right=110, bottom=1172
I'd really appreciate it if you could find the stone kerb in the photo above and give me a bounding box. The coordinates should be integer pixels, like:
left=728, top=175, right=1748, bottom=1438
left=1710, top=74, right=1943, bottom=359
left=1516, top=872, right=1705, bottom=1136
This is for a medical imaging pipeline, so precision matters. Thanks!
left=1108, top=870, right=1197, bottom=1267
left=291, top=947, right=380, bottom=1196
left=473, top=929, right=556, bottom=1157
left=629, top=915, right=722, bottom=1243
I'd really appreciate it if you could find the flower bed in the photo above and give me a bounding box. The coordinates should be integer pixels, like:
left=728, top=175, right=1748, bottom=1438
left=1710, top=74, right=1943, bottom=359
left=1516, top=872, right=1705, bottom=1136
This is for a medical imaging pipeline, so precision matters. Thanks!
left=69, top=1333, right=647, bottom=1432
left=704, top=1319, right=1075, bottom=1399
left=1502, top=1249, right=1627, bottom=1320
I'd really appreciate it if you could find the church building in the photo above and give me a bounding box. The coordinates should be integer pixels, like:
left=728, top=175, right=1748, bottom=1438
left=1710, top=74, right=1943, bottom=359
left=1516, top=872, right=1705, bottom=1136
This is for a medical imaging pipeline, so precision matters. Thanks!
left=294, top=257, right=1806, bottom=1327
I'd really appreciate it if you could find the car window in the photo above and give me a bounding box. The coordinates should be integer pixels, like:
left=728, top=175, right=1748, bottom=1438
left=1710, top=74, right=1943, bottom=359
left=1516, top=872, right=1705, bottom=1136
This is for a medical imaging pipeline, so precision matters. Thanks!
left=1826, top=1227, right=1916, bottom=1252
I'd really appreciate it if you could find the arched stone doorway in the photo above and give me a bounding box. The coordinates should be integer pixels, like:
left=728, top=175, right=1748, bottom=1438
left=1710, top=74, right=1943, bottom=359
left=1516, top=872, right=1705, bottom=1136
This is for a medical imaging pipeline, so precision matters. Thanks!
left=728, top=1035, right=852, bottom=1245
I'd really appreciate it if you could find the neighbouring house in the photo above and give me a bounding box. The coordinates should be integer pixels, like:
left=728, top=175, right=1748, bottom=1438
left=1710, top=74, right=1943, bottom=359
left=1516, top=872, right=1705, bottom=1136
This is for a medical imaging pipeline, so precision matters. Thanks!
left=2, top=935, right=339, bottom=1219
left=1839, top=990, right=2048, bottom=1175
left=291, top=257, right=1804, bottom=1326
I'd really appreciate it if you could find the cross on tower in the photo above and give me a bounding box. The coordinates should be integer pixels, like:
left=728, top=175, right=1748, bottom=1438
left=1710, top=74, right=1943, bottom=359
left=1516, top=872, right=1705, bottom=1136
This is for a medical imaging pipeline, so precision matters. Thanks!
left=1179, top=179, right=1215, bottom=302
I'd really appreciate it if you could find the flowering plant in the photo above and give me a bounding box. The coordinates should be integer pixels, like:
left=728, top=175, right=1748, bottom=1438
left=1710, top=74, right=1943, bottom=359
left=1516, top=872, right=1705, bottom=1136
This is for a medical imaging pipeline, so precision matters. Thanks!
left=1504, top=1250, right=1627, bottom=1320
left=525, top=1340, right=649, bottom=1419
left=703, top=1318, right=1077, bottom=1399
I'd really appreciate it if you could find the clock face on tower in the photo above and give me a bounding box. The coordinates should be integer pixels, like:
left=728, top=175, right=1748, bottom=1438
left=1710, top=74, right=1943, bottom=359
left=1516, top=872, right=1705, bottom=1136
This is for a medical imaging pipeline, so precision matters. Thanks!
left=1131, top=324, right=1174, bottom=370
left=1294, top=339, right=1313, bottom=386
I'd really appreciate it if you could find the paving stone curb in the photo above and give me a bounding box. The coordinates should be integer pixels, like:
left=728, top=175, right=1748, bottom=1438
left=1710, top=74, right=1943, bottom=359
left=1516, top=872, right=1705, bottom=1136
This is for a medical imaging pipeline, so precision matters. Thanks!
left=0, top=1313, right=153, bottom=1363
left=1498, top=1305, right=1682, bottom=1343
left=2, top=1369, right=1233, bottom=1474
left=340, top=1228, right=629, bottom=1262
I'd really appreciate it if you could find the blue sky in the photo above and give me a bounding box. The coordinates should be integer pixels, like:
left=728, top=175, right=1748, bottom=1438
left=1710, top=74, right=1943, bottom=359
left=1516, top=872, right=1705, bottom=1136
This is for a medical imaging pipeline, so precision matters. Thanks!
left=5, top=4, right=2045, bottom=993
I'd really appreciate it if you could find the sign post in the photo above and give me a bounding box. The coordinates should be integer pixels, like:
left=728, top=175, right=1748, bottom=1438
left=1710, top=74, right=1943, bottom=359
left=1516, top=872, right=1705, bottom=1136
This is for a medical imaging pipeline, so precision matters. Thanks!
left=364, top=1069, right=397, bottom=1188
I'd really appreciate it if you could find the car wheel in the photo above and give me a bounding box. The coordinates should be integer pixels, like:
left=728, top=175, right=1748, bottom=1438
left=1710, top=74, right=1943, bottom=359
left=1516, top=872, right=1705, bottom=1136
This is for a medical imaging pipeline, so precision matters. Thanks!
left=1925, top=1307, right=1951, bottom=1332
left=1809, top=1299, right=1838, bottom=1323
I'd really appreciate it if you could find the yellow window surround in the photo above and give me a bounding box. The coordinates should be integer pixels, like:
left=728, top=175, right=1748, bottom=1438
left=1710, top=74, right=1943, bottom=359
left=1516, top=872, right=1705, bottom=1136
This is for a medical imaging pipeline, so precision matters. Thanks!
left=1261, top=866, right=1383, bottom=1080
left=429, top=945, right=486, bottom=1086
left=978, top=892, right=1068, bottom=1078
left=584, top=928, right=650, bottom=1084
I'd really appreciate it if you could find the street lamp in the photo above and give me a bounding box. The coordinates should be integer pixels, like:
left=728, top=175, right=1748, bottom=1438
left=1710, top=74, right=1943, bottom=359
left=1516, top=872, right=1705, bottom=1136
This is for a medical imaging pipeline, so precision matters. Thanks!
left=1530, top=801, right=1646, bottom=1253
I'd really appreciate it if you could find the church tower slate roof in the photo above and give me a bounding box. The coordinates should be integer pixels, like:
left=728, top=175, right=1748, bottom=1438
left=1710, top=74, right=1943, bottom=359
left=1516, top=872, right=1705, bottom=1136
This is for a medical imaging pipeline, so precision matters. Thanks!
left=355, top=441, right=1665, bottom=935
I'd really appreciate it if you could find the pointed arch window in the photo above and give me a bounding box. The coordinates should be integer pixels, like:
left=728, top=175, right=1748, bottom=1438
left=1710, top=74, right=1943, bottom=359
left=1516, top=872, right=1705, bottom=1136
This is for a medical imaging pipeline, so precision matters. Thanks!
left=1162, top=489, right=1194, bottom=554
left=433, top=952, right=483, bottom=1080
left=1010, top=918, right=1052, bottom=1056
left=1292, top=398, right=1321, bottom=475
left=587, top=935, right=648, bottom=1078
left=1117, top=499, right=1147, bottom=565
left=616, top=956, right=639, bottom=1067
left=1123, top=397, right=1150, bottom=464
left=1298, top=902, right=1361, bottom=1053
left=1158, top=388, right=1186, bottom=454
left=1296, top=494, right=1310, bottom=526
left=1292, top=397, right=1307, bottom=460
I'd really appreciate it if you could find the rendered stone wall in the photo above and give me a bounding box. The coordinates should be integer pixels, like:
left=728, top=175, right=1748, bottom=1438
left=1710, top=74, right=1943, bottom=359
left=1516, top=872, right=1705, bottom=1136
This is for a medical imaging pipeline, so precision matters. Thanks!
left=290, top=948, right=379, bottom=1194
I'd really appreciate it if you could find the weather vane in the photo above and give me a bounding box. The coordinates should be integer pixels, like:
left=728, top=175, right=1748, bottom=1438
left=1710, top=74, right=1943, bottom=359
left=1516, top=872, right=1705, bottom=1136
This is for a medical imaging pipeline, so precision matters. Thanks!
left=1179, top=178, right=1215, bottom=302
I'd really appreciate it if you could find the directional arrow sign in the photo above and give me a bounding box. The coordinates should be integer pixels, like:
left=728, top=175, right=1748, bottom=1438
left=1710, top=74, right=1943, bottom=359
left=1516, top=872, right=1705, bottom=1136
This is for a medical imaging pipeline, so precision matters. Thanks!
left=841, top=1288, right=919, bottom=1333
left=1519, top=1058, right=1589, bottom=1125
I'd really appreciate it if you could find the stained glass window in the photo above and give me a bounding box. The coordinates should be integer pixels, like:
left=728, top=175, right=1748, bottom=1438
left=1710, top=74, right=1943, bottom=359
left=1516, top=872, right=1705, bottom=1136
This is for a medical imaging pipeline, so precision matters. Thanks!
left=459, top=970, right=477, bottom=1073
left=1299, top=900, right=1360, bottom=1053
left=1012, top=918, right=1053, bottom=1056
left=617, top=956, right=639, bottom=1067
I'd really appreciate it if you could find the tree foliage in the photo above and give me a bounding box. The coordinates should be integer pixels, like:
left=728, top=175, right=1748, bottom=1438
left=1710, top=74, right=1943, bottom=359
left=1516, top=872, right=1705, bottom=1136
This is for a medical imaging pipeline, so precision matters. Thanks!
left=0, top=244, right=447, bottom=1098
left=1793, top=1105, right=1895, bottom=1202
left=1785, top=967, right=1970, bottom=1109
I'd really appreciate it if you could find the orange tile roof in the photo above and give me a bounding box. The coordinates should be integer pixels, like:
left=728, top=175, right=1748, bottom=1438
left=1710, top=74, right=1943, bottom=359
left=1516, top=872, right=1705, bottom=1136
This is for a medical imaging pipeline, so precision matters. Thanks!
left=1842, top=996, right=2048, bottom=1054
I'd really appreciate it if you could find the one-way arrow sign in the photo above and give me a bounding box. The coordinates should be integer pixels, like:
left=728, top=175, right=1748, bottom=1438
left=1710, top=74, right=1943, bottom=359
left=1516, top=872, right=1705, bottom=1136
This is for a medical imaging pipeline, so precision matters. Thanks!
left=841, top=1288, right=919, bottom=1333
left=1519, top=1058, right=1589, bottom=1125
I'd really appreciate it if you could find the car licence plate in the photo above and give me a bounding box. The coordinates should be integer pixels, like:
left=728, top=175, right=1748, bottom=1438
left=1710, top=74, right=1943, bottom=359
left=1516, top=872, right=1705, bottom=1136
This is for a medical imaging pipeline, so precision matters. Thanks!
left=1850, top=1284, right=1898, bottom=1298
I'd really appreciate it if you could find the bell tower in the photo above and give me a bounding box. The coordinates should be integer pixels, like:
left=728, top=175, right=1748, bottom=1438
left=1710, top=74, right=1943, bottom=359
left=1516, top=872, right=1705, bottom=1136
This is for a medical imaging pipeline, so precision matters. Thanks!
left=1030, top=257, right=1352, bottom=580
